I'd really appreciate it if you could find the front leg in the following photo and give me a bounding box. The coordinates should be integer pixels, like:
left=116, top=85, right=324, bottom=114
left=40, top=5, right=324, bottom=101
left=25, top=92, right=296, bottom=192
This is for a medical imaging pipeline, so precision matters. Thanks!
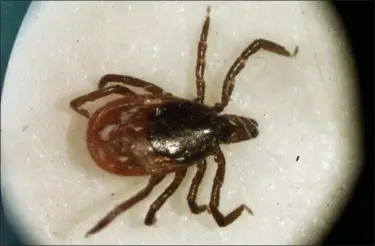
left=70, top=85, right=135, bottom=118
left=98, top=74, right=172, bottom=96
left=209, top=148, right=253, bottom=227
left=214, top=39, right=298, bottom=112
left=194, top=6, right=211, bottom=103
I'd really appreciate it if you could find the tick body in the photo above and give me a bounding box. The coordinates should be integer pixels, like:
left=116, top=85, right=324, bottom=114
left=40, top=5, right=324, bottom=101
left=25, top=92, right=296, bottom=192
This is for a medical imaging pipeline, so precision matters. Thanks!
left=70, top=5, right=298, bottom=237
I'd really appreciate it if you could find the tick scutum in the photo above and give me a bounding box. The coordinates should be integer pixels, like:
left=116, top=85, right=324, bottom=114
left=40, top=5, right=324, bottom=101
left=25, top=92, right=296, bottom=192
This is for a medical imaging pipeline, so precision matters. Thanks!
left=147, top=101, right=223, bottom=163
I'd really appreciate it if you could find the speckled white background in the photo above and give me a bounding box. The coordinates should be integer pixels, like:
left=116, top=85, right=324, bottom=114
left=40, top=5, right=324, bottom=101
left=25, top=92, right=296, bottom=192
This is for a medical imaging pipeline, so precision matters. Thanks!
left=1, top=1, right=362, bottom=245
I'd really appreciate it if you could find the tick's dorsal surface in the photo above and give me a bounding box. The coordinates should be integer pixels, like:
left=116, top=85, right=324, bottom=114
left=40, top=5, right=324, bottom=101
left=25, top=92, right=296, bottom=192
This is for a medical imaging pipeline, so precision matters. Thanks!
left=147, top=101, right=229, bottom=163
left=70, top=5, right=298, bottom=238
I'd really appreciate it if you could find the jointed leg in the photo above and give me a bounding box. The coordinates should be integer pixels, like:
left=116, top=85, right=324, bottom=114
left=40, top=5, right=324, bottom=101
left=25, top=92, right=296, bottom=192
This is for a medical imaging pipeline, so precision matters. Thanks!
left=85, top=175, right=165, bottom=238
left=99, top=74, right=171, bottom=95
left=187, top=160, right=208, bottom=214
left=209, top=148, right=253, bottom=227
left=70, top=85, right=135, bottom=118
left=194, top=6, right=211, bottom=103
left=214, top=39, right=298, bottom=112
left=144, top=170, right=187, bottom=225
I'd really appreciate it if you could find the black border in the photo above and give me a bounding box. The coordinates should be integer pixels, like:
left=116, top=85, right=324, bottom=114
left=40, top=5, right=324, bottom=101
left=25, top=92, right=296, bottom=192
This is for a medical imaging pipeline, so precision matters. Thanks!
left=1, top=1, right=374, bottom=245
left=321, top=1, right=374, bottom=245
left=1, top=2, right=32, bottom=245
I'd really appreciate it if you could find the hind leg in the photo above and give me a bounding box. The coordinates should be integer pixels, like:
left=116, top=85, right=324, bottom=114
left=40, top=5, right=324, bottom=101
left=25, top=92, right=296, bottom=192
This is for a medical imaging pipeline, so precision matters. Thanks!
left=98, top=74, right=171, bottom=96
left=70, top=85, right=135, bottom=118
left=85, top=175, right=165, bottom=237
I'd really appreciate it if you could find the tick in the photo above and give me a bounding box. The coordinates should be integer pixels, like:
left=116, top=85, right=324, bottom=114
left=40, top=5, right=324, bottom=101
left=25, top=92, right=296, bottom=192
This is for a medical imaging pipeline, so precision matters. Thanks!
left=70, top=6, right=298, bottom=237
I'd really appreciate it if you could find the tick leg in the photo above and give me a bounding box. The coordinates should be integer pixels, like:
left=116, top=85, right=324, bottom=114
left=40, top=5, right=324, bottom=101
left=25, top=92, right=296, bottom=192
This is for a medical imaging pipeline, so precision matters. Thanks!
left=85, top=175, right=165, bottom=238
left=187, top=160, right=209, bottom=214
left=144, top=170, right=187, bottom=225
left=209, top=148, right=253, bottom=227
left=98, top=74, right=171, bottom=96
left=214, top=39, right=298, bottom=112
left=194, top=6, right=211, bottom=103
left=70, top=85, right=135, bottom=118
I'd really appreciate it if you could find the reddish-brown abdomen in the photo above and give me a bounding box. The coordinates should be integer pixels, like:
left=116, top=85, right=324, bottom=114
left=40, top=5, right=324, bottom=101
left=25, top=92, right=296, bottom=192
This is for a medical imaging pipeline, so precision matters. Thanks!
left=86, top=97, right=148, bottom=176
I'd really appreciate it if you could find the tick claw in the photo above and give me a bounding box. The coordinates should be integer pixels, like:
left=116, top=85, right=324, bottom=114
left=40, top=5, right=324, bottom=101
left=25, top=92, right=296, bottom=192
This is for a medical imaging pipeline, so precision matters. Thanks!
left=199, top=205, right=210, bottom=214
left=85, top=230, right=94, bottom=239
left=244, top=205, right=254, bottom=215
left=144, top=217, right=157, bottom=226
left=206, top=5, right=211, bottom=16
left=293, top=46, right=299, bottom=56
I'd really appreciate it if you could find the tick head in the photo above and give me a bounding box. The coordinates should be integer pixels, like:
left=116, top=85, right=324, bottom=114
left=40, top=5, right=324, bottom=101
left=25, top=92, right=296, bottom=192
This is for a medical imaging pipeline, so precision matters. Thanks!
left=219, top=114, right=259, bottom=144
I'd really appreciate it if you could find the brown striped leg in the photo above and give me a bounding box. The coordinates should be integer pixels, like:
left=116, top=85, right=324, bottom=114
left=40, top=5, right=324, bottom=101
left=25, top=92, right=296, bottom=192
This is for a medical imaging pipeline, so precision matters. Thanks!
left=144, top=170, right=188, bottom=225
left=194, top=6, right=211, bottom=103
left=85, top=175, right=165, bottom=237
left=187, top=160, right=209, bottom=214
left=98, top=74, right=171, bottom=95
left=209, top=148, right=253, bottom=227
left=70, top=85, right=135, bottom=118
left=214, top=39, right=298, bottom=112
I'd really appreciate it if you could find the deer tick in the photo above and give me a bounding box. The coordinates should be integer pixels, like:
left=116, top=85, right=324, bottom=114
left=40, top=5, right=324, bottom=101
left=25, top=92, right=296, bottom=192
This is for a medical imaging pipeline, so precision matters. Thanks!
left=70, top=6, right=298, bottom=237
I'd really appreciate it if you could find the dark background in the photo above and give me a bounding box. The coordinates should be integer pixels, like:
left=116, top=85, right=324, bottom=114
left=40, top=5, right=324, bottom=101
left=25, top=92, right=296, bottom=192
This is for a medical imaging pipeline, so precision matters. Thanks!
left=1, top=1, right=373, bottom=245
left=1, top=2, right=32, bottom=245
left=321, top=1, right=374, bottom=244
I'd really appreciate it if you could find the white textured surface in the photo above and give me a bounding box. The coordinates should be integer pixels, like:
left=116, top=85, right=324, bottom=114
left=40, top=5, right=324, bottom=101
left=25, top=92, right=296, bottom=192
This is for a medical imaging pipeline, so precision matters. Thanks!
left=1, top=1, right=362, bottom=245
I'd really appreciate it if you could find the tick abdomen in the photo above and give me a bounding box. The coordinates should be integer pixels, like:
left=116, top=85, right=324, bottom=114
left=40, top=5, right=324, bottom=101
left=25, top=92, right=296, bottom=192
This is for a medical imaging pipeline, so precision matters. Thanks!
left=147, top=101, right=222, bottom=163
